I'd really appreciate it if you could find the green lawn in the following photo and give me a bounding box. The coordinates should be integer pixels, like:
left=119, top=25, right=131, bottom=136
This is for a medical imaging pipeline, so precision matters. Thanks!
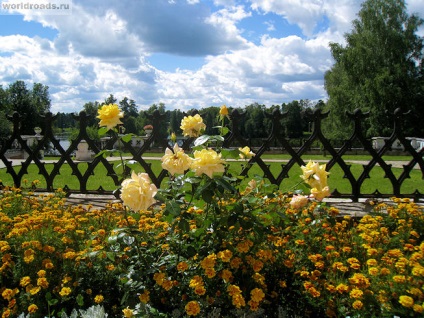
left=1, top=154, right=422, bottom=196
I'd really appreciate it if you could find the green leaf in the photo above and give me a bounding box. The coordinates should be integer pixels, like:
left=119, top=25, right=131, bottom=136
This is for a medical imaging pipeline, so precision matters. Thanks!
left=76, top=294, right=84, bottom=307
left=98, top=126, right=109, bottom=136
left=193, top=135, right=211, bottom=146
left=202, top=189, right=214, bottom=203
left=166, top=200, right=181, bottom=216
left=221, top=148, right=240, bottom=159
left=106, top=252, right=115, bottom=261
left=178, top=219, right=190, bottom=232
left=121, top=133, right=134, bottom=143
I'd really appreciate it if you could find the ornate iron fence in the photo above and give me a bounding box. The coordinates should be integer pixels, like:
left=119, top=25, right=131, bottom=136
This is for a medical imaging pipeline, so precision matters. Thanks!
left=0, top=108, right=423, bottom=202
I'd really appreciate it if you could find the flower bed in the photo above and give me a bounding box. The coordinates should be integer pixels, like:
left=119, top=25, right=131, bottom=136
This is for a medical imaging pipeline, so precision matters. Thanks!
left=1, top=187, right=424, bottom=317
left=1, top=104, right=424, bottom=317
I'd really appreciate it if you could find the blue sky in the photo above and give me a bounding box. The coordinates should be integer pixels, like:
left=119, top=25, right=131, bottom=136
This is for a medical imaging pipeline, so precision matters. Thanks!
left=0, top=0, right=422, bottom=114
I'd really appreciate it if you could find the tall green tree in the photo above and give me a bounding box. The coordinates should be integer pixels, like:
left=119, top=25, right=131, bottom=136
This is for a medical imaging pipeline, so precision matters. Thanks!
left=324, top=0, right=424, bottom=139
left=1, top=81, right=51, bottom=135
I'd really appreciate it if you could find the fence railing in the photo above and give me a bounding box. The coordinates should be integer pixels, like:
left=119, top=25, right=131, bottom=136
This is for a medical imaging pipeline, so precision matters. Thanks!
left=0, top=108, right=423, bottom=202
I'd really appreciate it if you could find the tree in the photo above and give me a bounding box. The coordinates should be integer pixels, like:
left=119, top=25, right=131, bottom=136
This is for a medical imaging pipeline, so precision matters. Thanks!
left=2, top=81, right=51, bottom=135
left=324, top=0, right=424, bottom=139
left=282, top=101, right=303, bottom=138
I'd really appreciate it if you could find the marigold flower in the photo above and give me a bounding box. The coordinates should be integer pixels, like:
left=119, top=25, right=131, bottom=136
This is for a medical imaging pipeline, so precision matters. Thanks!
left=185, top=300, right=201, bottom=316
left=399, top=295, right=414, bottom=308
left=139, top=290, right=150, bottom=304
left=161, top=144, right=192, bottom=175
left=250, top=288, right=265, bottom=302
left=221, top=269, right=233, bottom=282
left=232, top=293, right=246, bottom=308
left=20, top=276, right=31, bottom=287
left=97, top=103, right=124, bottom=130
left=28, top=304, right=38, bottom=314
left=177, top=261, right=189, bottom=272
left=94, top=294, right=104, bottom=303
left=180, top=114, right=206, bottom=137
left=350, top=288, right=363, bottom=299
left=217, top=249, right=233, bottom=262
left=59, top=287, right=72, bottom=297
left=122, top=307, right=134, bottom=318
left=120, top=172, right=157, bottom=212
left=191, top=149, right=225, bottom=178
left=352, top=300, right=363, bottom=310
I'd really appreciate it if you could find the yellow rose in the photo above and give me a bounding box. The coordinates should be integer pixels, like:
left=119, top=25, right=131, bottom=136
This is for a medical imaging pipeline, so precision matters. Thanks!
left=301, top=160, right=330, bottom=200
left=161, top=144, right=192, bottom=175
left=239, top=146, right=255, bottom=159
left=180, top=114, right=206, bottom=137
left=120, top=172, right=158, bottom=212
left=191, top=149, right=225, bottom=178
left=290, top=195, right=309, bottom=209
left=220, top=105, right=229, bottom=116
left=97, top=103, right=124, bottom=130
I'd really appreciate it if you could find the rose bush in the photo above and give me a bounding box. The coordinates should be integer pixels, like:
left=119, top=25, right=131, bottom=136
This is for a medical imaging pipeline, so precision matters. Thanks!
left=1, top=104, right=424, bottom=317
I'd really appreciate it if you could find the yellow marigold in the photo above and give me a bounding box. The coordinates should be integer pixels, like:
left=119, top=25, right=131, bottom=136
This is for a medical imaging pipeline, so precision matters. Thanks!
left=162, top=280, right=174, bottom=291
left=204, top=267, right=216, bottom=278
left=194, top=285, right=206, bottom=296
left=352, top=300, right=363, bottom=310
left=200, top=254, right=217, bottom=269
left=250, top=288, right=265, bottom=303
left=413, top=304, right=423, bottom=313
left=308, top=287, right=321, bottom=297
left=139, top=290, right=150, bottom=304
left=399, top=295, right=414, bottom=308
left=177, top=261, right=189, bottom=272
left=239, top=146, right=255, bottom=159
left=161, top=144, right=192, bottom=175
left=59, top=287, right=72, bottom=297
left=37, top=277, right=49, bottom=289
left=37, top=270, right=46, bottom=277
left=154, top=272, right=166, bottom=286
left=191, top=149, right=225, bottom=178
left=393, top=275, right=406, bottom=283
left=349, top=288, right=363, bottom=299
left=122, top=307, right=134, bottom=318
left=28, top=304, right=38, bottom=314
left=227, top=284, right=242, bottom=296
left=248, top=300, right=260, bottom=311
left=120, top=172, right=157, bottom=212
left=221, top=269, right=233, bottom=282
left=185, top=300, right=201, bottom=316
left=94, top=294, right=104, bottom=304
left=20, top=276, right=31, bottom=287
left=188, top=276, right=203, bottom=289
left=232, top=293, right=246, bottom=308
left=180, top=114, right=206, bottom=138
left=1, top=289, right=15, bottom=301
left=368, top=267, right=379, bottom=276
left=217, top=249, right=233, bottom=262
left=97, top=103, right=124, bottom=130
left=336, top=284, right=349, bottom=294
left=29, top=286, right=41, bottom=295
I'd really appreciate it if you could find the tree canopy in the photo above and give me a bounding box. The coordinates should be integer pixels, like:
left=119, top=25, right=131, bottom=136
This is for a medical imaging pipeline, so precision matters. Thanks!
left=324, top=0, right=424, bottom=139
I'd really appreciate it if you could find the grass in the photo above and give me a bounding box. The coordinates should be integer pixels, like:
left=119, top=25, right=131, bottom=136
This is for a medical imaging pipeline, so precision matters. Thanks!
left=1, top=154, right=423, bottom=196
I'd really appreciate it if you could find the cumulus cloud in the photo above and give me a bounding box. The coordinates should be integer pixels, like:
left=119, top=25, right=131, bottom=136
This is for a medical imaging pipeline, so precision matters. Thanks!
left=1, top=0, right=420, bottom=115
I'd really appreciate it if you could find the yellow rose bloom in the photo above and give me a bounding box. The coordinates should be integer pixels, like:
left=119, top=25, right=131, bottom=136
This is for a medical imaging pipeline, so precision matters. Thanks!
left=120, top=172, right=158, bottom=212
left=239, top=146, right=255, bottom=159
left=161, top=144, right=192, bottom=175
left=191, top=149, right=225, bottom=178
left=180, top=114, right=206, bottom=137
left=97, top=103, right=124, bottom=130
left=300, top=160, right=330, bottom=200
left=290, top=195, right=309, bottom=209
left=185, top=300, right=201, bottom=316
left=220, top=104, right=229, bottom=117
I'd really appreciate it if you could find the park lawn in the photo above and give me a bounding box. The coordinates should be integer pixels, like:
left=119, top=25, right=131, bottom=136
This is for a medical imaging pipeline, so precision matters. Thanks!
left=0, top=156, right=422, bottom=196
